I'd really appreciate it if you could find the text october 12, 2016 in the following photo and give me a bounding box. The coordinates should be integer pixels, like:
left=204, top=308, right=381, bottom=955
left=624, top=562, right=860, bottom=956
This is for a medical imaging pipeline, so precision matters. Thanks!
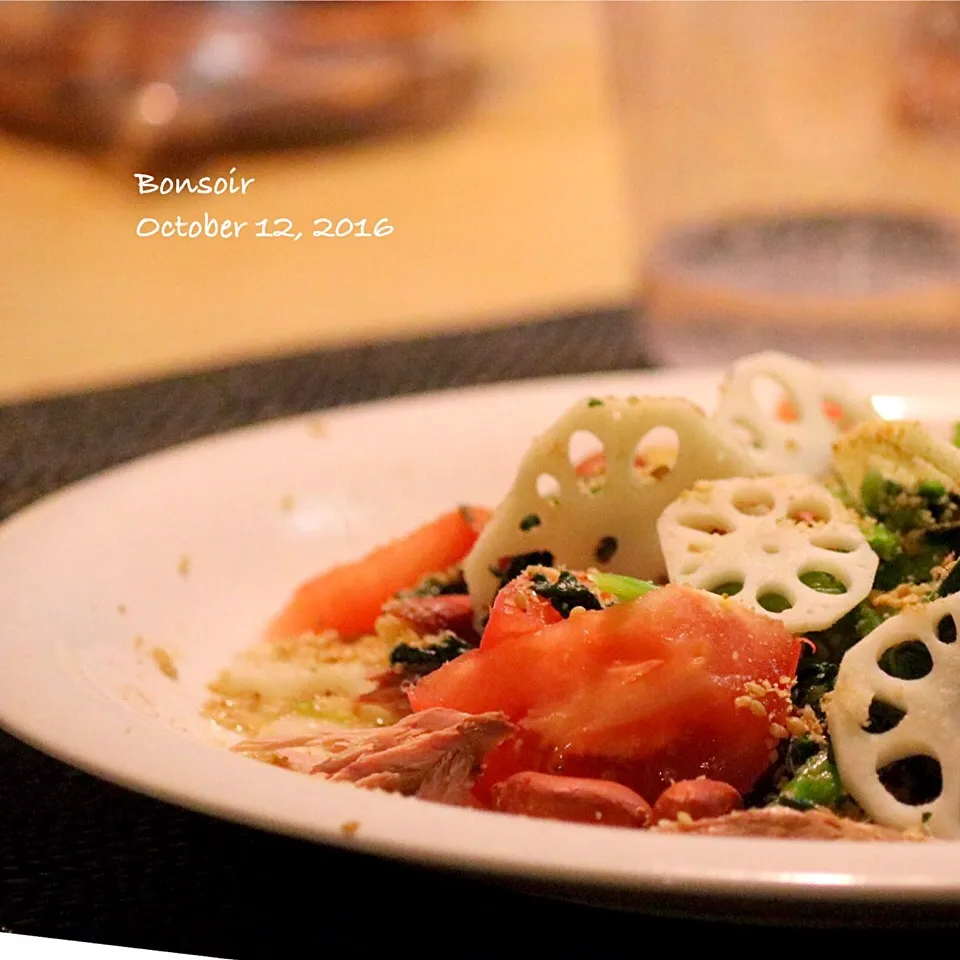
left=133, top=169, right=393, bottom=240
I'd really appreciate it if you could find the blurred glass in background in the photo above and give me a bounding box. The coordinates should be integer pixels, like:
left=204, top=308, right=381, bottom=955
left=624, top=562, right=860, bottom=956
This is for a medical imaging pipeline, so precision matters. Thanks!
left=606, top=1, right=960, bottom=365
left=0, top=1, right=478, bottom=173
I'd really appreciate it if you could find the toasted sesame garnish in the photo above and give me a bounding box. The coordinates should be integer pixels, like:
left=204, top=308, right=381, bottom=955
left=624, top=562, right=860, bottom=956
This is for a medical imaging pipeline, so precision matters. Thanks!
left=308, top=417, right=328, bottom=438
left=786, top=716, right=808, bottom=738
left=788, top=704, right=827, bottom=742
left=280, top=494, right=296, bottom=512
left=340, top=820, right=360, bottom=837
left=569, top=605, right=588, bottom=618
left=744, top=681, right=766, bottom=698
left=735, top=695, right=767, bottom=718
left=873, top=582, right=933, bottom=610
left=769, top=722, right=788, bottom=740
left=177, top=555, right=191, bottom=578
left=151, top=646, right=178, bottom=681
left=118, top=603, right=126, bottom=615
left=675, top=811, right=694, bottom=825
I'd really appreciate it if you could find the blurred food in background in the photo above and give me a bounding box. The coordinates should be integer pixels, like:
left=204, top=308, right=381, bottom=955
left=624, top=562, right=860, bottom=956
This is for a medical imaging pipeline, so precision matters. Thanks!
left=605, top=1, right=960, bottom=366
left=0, top=0, right=479, bottom=174
left=898, top=1, right=960, bottom=134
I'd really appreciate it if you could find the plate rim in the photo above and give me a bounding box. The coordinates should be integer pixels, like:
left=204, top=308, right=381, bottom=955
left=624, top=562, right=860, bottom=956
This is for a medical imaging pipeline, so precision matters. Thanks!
left=3, top=362, right=960, bottom=912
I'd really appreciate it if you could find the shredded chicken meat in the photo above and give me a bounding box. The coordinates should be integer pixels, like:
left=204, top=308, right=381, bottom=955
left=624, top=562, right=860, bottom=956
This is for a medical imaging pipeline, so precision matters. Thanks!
left=653, top=806, right=927, bottom=841
left=234, top=707, right=514, bottom=806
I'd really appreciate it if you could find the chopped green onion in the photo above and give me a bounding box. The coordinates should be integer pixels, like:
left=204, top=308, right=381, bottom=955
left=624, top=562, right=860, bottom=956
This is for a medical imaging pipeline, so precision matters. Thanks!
left=590, top=572, right=657, bottom=602
left=778, top=752, right=843, bottom=810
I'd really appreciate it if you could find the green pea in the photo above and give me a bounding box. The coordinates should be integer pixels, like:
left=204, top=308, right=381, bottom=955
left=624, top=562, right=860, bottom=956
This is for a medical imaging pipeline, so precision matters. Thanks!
left=918, top=480, right=946, bottom=500
left=799, top=571, right=847, bottom=594
left=866, top=522, right=900, bottom=562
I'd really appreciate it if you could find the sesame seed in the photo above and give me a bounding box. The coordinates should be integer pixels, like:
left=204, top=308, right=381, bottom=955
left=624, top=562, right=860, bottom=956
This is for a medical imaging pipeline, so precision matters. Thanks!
left=745, top=681, right=766, bottom=697
left=676, top=812, right=694, bottom=825
left=769, top=723, right=788, bottom=740
left=734, top=695, right=767, bottom=718
left=786, top=717, right=808, bottom=737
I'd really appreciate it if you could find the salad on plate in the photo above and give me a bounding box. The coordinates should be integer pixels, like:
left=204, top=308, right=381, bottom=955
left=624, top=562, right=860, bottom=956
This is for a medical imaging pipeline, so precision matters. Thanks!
left=204, top=351, right=960, bottom=841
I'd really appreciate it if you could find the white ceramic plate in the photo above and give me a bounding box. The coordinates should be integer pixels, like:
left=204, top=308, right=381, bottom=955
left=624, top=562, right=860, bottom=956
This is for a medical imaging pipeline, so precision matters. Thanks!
left=1, top=365, right=959, bottom=921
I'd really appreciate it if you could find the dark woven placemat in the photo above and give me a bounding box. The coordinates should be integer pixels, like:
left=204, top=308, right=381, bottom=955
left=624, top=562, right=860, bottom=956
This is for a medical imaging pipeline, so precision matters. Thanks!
left=0, top=310, right=946, bottom=954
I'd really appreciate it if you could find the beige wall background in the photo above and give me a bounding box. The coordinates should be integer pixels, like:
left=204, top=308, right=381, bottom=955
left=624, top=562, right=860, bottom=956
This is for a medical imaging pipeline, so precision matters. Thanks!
left=5, top=1, right=960, bottom=402
left=0, top=3, right=632, bottom=403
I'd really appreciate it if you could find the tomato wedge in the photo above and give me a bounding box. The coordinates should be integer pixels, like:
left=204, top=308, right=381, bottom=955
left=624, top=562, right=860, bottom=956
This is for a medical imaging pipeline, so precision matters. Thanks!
left=480, top=572, right=564, bottom=650
left=410, top=584, right=801, bottom=802
left=266, top=506, right=489, bottom=641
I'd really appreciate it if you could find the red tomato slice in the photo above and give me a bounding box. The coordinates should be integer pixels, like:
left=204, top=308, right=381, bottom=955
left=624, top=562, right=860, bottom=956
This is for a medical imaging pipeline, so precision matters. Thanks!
left=410, top=584, right=801, bottom=802
left=266, top=505, right=490, bottom=641
left=480, top=571, right=564, bottom=650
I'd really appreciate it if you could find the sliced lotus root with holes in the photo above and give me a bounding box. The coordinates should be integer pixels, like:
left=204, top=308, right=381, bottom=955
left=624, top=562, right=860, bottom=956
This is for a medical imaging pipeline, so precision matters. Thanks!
left=713, top=351, right=879, bottom=477
left=657, top=475, right=878, bottom=634
left=833, top=420, right=960, bottom=506
left=826, top=592, right=960, bottom=839
left=462, top=396, right=757, bottom=613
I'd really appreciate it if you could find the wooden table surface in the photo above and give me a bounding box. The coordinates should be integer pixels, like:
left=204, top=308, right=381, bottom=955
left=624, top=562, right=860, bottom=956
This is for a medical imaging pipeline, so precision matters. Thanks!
left=0, top=2, right=632, bottom=403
